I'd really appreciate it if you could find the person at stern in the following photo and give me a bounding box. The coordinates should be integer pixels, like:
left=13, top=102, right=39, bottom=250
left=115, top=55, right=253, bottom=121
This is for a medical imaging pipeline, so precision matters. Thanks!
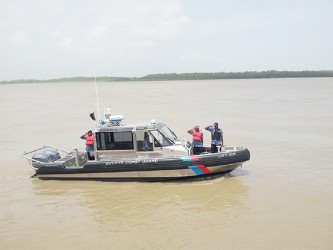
left=80, top=130, right=95, bottom=160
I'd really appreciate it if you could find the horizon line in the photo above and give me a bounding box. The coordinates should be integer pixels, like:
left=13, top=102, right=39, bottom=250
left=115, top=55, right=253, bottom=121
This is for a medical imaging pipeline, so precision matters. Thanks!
left=1, top=69, right=332, bottom=83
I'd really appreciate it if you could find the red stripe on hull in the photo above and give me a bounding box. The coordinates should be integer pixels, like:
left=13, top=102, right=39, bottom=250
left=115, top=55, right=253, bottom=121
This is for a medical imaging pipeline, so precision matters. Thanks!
left=196, top=165, right=211, bottom=174
left=190, top=156, right=199, bottom=161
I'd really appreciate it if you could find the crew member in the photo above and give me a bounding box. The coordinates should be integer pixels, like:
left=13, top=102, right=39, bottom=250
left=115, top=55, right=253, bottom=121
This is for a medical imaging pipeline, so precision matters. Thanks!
left=205, top=122, right=223, bottom=153
left=80, top=130, right=95, bottom=160
left=187, top=125, right=203, bottom=155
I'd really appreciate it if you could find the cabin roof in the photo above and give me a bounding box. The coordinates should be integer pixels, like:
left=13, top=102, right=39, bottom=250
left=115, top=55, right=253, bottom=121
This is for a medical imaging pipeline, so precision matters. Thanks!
left=96, top=121, right=162, bottom=132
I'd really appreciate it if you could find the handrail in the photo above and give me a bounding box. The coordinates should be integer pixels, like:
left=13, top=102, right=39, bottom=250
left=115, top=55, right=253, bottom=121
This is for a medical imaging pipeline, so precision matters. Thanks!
left=74, top=149, right=79, bottom=166
left=23, top=145, right=73, bottom=169
left=23, top=145, right=69, bottom=159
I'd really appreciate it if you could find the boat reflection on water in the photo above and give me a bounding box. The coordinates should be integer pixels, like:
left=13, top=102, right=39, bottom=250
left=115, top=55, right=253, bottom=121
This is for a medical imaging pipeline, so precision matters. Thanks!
left=31, top=169, right=249, bottom=227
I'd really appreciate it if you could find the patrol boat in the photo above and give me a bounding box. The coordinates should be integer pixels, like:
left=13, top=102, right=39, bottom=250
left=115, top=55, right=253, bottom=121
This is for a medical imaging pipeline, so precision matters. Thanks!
left=23, top=114, right=250, bottom=182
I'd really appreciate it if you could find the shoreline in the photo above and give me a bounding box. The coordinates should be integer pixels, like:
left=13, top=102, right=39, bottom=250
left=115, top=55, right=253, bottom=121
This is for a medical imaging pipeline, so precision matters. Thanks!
left=1, top=70, right=332, bottom=84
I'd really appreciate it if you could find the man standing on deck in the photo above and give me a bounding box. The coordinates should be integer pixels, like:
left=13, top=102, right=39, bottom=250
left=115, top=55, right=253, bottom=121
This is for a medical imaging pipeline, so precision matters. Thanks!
left=187, top=125, right=203, bottom=155
left=80, top=130, right=95, bottom=160
left=205, top=122, right=223, bottom=153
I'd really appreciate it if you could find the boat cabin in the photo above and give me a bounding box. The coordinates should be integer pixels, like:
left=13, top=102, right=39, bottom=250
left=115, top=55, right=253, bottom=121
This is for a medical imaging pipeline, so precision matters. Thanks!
left=93, top=120, right=189, bottom=160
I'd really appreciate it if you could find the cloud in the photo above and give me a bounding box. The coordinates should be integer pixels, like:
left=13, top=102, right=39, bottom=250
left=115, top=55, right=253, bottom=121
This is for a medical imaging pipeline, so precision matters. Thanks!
left=0, top=0, right=332, bottom=80
left=87, top=25, right=108, bottom=44
left=0, top=0, right=191, bottom=79
left=9, top=30, right=28, bottom=45
left=100, top=1, right=189, bottom=45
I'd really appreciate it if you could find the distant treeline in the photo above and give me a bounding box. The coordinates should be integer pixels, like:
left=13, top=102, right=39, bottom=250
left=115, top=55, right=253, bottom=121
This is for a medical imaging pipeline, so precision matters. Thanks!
left=1, top=70, right=332, bottom=84
left=139, top=70, right=333, bottom=81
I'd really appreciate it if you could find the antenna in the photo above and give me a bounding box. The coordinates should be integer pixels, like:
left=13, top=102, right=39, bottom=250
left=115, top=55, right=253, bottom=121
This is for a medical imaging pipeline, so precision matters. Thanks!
left=93, top=68, right=101, bottom=121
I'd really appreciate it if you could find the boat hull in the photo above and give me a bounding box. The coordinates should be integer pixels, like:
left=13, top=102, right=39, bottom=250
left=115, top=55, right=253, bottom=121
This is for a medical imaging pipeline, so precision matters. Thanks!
left=34, top=149, right=250, bottom=182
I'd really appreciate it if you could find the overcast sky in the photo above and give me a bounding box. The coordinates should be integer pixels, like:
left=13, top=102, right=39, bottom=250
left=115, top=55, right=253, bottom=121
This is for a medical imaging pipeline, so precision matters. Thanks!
left=1, top=0, right=332, bottom=81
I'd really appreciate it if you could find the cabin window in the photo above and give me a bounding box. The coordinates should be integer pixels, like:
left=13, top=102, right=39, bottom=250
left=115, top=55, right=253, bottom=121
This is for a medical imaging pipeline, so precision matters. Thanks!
left=156, top=124, right=178, bottom=143
left=136, top=131, right=153, bottom=151
left=150, top=130, right=172, bottom=147
left=96, top=131, right=134, bottom=150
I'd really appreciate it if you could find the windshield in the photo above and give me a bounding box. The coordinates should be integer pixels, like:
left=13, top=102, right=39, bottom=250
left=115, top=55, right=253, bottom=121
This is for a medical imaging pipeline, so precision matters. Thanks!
left=155, top=123, right=178, bottom=144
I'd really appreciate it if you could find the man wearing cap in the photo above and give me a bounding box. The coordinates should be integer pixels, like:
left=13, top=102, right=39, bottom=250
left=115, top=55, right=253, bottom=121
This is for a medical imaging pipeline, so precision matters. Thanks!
left=205, top=122, right=223, bottom=153
left=187, top=126, right=203, bottom=155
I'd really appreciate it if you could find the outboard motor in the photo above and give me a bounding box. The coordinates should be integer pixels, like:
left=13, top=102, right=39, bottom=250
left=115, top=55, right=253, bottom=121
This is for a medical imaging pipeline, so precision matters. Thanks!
left=31, top=153, right=51, bottom=168
left=43, top=149, right=61, bottom=161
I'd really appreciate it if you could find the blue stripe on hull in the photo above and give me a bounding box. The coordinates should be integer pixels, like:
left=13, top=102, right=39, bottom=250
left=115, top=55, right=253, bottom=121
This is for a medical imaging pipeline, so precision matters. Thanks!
left=188, top=165, right=203, bottom=175
left=181, top=156, right=191, bottom=162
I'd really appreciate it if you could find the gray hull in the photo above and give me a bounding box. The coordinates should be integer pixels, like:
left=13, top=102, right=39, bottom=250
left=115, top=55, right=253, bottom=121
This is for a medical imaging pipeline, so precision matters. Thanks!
left=34, top=149, right=250, bottom=182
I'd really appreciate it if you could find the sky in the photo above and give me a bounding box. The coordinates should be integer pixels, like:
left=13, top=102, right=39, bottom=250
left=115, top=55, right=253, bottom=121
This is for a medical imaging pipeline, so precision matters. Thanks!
left=0, top=0, right=332, bottom=81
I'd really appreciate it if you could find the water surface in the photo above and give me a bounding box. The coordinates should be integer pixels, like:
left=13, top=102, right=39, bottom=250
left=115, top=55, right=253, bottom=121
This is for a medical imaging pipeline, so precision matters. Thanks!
left=0, top=78, right=332, bottom=249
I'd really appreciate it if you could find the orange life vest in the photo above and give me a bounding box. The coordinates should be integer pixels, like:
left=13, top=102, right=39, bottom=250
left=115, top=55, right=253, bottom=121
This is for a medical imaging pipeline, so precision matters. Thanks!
left=85, top=134, right=94, bottom=146
left=192, top=130, right=202, bottom=141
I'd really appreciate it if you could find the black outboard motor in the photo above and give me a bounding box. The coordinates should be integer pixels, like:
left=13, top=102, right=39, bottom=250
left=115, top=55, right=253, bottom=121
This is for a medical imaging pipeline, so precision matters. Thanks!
left=43, top=149, right=61, bottom=161
left=31, top=153, right=51, bottom=168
